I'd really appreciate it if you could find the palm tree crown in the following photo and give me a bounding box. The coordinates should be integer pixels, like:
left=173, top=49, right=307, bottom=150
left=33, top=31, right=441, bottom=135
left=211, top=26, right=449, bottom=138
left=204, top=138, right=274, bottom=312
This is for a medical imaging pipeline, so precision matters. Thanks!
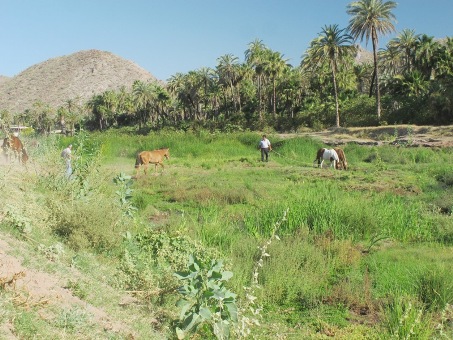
left=347, top=0, right=397, bottom=44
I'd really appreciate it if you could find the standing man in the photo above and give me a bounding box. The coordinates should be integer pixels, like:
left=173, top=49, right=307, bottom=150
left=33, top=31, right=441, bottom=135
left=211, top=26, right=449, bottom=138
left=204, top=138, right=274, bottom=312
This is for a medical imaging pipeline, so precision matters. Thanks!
left=258, top=135, right=272, bottom=162
left=61, top=144, right=73, bottom=178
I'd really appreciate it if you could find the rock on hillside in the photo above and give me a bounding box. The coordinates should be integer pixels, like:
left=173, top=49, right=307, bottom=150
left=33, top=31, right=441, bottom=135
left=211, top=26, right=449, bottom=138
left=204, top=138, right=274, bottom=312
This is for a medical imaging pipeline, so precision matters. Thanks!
left=0, top=49, right=158, bottom=113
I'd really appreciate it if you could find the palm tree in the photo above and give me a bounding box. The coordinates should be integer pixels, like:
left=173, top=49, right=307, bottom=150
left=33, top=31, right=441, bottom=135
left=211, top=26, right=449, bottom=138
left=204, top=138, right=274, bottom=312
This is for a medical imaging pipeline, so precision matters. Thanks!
left=262, top=50, right=289, bottom=117
left=132, top=80, right=156, bottom=128
left=347, top=0, right=397, bottom=121
left=216, top=54, right=241, bottom=114
left=302, top=24, right=356, bottom=127
left=389, top=29, right=419, bottom=73
left=245, top=39, right=267, bottom=119
left=415, top=34, right=441, bottom=79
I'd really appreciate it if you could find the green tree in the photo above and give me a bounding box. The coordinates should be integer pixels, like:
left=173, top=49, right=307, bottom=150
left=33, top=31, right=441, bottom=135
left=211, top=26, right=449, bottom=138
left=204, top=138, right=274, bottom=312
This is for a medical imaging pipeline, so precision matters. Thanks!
left=245, top=40, right=268, bottom=120
left=262, top=49, right=289, bottom=118
left=389, top=29, right=419, bottom=73
left=216, top=54, right=242, bottom=114
left=347, top=0, right=397, bottom=121
left=132, top=80, right=156, bottom=129
left=303, top=24, right=356, bottom=127
left=415, top=34, right=442, bottom=80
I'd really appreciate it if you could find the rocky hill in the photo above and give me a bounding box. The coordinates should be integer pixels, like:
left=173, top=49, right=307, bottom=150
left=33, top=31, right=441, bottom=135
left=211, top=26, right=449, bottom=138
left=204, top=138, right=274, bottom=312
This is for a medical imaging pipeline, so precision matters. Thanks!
left=0, top=50, right=158, bottom=114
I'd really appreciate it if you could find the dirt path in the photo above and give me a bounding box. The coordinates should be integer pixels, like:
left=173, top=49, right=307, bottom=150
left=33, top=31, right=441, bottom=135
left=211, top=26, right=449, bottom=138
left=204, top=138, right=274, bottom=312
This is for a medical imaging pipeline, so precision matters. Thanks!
left=279, top=124, right=453, bottom=148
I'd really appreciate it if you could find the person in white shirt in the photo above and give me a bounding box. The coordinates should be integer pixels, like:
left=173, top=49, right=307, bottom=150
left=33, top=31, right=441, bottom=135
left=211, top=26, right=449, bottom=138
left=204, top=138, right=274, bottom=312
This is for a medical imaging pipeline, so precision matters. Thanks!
left=61, top=144, right=73, bottom=178
left=258, top=135, right=272, bottom=162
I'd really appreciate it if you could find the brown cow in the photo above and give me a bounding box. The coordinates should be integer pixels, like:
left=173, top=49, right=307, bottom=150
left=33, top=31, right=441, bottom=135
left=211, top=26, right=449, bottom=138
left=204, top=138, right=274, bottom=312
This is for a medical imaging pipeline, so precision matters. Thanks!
left=2, top=135, right=29, bottom=164
left=134, top=148, right=170, bottom=176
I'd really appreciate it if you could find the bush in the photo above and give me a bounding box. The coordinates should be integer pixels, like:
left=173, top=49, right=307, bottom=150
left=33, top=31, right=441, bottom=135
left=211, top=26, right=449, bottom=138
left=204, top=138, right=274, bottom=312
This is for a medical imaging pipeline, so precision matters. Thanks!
left=46, top=199, right=124, bottom=252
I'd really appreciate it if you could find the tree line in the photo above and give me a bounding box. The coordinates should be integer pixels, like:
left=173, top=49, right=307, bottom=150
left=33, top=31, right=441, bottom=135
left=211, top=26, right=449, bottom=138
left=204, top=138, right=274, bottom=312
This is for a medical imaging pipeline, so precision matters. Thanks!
left=2, top=0, right=453, bottom=134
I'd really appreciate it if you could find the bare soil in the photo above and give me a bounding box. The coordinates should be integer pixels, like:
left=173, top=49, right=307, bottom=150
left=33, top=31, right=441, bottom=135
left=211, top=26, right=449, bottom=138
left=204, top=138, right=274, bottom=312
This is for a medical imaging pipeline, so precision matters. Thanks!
left=281, top=124, right=453, bottom=148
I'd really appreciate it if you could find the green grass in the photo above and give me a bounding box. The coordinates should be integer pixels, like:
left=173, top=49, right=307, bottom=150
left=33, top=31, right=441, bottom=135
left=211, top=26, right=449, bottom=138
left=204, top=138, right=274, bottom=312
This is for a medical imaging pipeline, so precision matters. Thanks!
left=1, top=129, right=453, bottom=339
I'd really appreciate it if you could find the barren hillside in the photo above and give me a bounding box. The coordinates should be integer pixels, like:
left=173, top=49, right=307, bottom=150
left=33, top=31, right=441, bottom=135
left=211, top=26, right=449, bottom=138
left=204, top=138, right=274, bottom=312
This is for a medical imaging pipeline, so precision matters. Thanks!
left=0, top=49, right=158, bottom=113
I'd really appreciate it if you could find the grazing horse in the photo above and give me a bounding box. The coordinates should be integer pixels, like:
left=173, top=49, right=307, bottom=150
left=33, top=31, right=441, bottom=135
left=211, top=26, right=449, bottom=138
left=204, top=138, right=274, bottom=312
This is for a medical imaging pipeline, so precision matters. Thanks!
left=135, top=148, right=170, bottom=176
left=333, top=148, right=348, bottom=170
left=2, top=135, right=28, bottom=164
left=314, top=148, right=340, bottom=169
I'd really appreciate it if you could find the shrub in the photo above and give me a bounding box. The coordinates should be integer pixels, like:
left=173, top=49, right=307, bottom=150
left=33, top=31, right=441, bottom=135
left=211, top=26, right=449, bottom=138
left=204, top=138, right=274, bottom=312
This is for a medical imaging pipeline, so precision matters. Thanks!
left=46, top=199, right=124, bottom=252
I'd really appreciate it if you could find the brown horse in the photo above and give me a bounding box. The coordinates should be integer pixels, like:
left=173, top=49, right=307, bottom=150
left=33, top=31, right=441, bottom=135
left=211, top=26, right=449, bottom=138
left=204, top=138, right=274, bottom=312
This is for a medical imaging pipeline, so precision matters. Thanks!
left=2, top=135, right=28, bottom=164
left=334, top=148, right=348, bottom=170
left=135, top=148, right=170, bottom=176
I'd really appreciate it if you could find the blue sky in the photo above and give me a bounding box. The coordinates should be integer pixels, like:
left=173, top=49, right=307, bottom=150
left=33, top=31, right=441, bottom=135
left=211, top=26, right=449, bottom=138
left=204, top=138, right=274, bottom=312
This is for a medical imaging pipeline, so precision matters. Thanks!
left=1, top=0, right=452, bottom=81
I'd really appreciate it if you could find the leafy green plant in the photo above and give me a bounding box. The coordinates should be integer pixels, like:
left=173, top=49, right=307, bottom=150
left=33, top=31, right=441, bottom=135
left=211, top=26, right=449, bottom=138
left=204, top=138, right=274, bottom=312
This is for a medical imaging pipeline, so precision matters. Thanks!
left=113, top=172, right=138, bottom=217
left=2, top=205, right=32, bottom=235
left=174, top=255, right=238, bottom=339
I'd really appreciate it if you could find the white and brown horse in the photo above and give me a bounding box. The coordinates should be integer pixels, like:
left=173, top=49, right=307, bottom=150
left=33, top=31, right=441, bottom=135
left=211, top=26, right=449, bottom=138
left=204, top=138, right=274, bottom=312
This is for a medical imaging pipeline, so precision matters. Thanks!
left=2, top=135, right=29, bottom=164
left=134, top=148, right=170, bottom=176
left=314, top=148, right=347, bottom=170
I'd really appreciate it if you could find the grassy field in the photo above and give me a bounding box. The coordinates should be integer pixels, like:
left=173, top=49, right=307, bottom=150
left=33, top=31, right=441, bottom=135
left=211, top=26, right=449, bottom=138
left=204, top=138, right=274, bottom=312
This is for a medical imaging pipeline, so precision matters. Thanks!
left=1, top=129, right=452, bottom=339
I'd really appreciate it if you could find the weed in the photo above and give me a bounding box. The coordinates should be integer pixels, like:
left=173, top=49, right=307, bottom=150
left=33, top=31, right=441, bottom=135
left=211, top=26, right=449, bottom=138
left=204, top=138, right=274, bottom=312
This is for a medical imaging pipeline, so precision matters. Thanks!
left=37, top=242, right=65, bottom=261
left=234, top=209, right=286, bottom=338
left=435, top=303, right=453, bottom=338
left=14, top=311, right=39, bottom=338
left=3, top=205, right=32, bottom=235
left=54, top=306, right=92, bottom=333
left=65, top=280, right=88, bottom=299
left=415, top=270, right=453, bottom=311
left=383, top=297, right=432, bottom=339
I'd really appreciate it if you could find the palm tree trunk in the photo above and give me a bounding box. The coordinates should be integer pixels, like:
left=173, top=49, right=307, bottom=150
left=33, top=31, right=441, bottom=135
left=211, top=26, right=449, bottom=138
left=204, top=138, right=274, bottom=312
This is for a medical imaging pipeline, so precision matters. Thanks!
left=331, top=62, right=340, bottom=127
left=273, top=79, right=276, bottom=117
left=258, top=76, right=262, bottom=120
left=372, top=29, right=381, bottom=120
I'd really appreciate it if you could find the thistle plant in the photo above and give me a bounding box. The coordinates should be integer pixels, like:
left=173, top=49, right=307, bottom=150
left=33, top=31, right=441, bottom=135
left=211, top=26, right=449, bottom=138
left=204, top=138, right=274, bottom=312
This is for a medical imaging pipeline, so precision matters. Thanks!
left=435, top=303, right=453, bottom=338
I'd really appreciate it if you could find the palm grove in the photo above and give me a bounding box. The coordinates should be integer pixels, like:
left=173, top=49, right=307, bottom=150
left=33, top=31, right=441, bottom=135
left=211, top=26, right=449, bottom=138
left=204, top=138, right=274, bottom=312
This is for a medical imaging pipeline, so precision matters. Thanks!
left=3, top=0, right=453, bottom=134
